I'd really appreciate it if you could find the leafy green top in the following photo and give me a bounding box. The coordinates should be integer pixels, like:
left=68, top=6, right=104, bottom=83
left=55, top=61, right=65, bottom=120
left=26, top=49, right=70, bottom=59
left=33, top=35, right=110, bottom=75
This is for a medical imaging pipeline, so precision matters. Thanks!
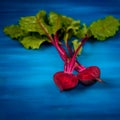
left=90, top=16, right=120, bottom=40
left=3, top=10, right=120, bottom=54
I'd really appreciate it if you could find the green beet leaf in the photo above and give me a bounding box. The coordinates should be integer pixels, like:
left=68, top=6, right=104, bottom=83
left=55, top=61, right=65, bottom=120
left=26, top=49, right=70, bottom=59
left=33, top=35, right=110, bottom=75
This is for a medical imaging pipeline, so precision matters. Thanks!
left=19, top=16, right=41, bottom=33
left=66, top=20, right=80, bottom=35
left=19, top=10, right=51, bottom=35
left=61, top=15, right=74, bottom=27
left=36, top=10, right=52, bottom=35
left=90, top=16, right=120, bottom=40
left=72, top=39, right=82, bottom=55
left=19, top=35, right=49, bottom=49
left=48, top=11, right=63, bottom=34
left=3, top=25, right=27, bottom=39
left=76, top=24, right=91, bottom=39
left=62, top=16, right=81, bottom=43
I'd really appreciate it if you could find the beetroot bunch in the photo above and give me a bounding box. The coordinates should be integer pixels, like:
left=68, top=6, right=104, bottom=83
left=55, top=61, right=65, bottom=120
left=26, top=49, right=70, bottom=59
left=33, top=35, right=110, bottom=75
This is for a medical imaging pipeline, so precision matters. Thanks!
left=53, top=33, right=102, bottom=91
left=3, top=10, right=120, bottom=91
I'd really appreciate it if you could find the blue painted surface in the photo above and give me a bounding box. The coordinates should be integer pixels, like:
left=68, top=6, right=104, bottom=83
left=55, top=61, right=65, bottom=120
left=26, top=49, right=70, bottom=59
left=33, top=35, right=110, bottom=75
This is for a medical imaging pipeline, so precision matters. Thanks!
left=0, top=0, right=120, bottom=120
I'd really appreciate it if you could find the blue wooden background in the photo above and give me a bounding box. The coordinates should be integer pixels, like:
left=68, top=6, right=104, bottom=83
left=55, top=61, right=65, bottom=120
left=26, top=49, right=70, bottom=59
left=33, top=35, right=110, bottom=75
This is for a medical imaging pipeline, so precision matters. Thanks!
left=0, top=0, right=120, bottom=120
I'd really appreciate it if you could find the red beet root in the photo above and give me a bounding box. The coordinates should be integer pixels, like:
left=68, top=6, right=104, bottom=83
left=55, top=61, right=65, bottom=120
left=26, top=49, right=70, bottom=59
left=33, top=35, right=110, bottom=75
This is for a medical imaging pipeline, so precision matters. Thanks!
left=77, top=66, right=102, bottom=86
left=54, top=72, right=78, bottom=91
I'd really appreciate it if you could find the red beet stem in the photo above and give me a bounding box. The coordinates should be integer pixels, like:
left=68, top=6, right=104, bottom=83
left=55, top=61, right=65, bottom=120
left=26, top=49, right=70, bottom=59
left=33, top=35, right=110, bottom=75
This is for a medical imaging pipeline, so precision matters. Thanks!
left=64, top=36, right=86, bottom=72
left=69, top=35, right=89, bottom=72
left=54, top=33, right=88, bottom=74
left=75, top=61, right=86, bottom=72
left=65, top=37, right=74, bottom=57
left=54, top=33, right=68, bottom=62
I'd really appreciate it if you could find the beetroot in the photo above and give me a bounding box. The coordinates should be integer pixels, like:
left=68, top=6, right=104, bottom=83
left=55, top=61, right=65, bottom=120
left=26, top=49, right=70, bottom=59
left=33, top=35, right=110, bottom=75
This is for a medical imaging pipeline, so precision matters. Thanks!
left=54, top=72, right=78, bottom=91
left=77, top=66, right=102, bottom=86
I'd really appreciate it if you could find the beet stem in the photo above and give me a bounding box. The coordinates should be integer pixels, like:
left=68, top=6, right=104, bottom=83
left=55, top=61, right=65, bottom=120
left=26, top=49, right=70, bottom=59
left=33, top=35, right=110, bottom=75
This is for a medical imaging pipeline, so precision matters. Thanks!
left=75, top=61, right=86, bottom=72
left=65, top=37, right=73, bottom=57
left=64, top=35, right=86, bottom=72
left=69, top=35, right=89, bottom=72
left=54, top=33, right=68, bottom=62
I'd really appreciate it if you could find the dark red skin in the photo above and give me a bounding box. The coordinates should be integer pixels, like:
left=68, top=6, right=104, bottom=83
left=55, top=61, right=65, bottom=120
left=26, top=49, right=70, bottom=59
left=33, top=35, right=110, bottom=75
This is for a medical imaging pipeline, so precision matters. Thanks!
left=54, top=72, right=78, bottom=91
left=77, top=66, right=101, bottom=86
